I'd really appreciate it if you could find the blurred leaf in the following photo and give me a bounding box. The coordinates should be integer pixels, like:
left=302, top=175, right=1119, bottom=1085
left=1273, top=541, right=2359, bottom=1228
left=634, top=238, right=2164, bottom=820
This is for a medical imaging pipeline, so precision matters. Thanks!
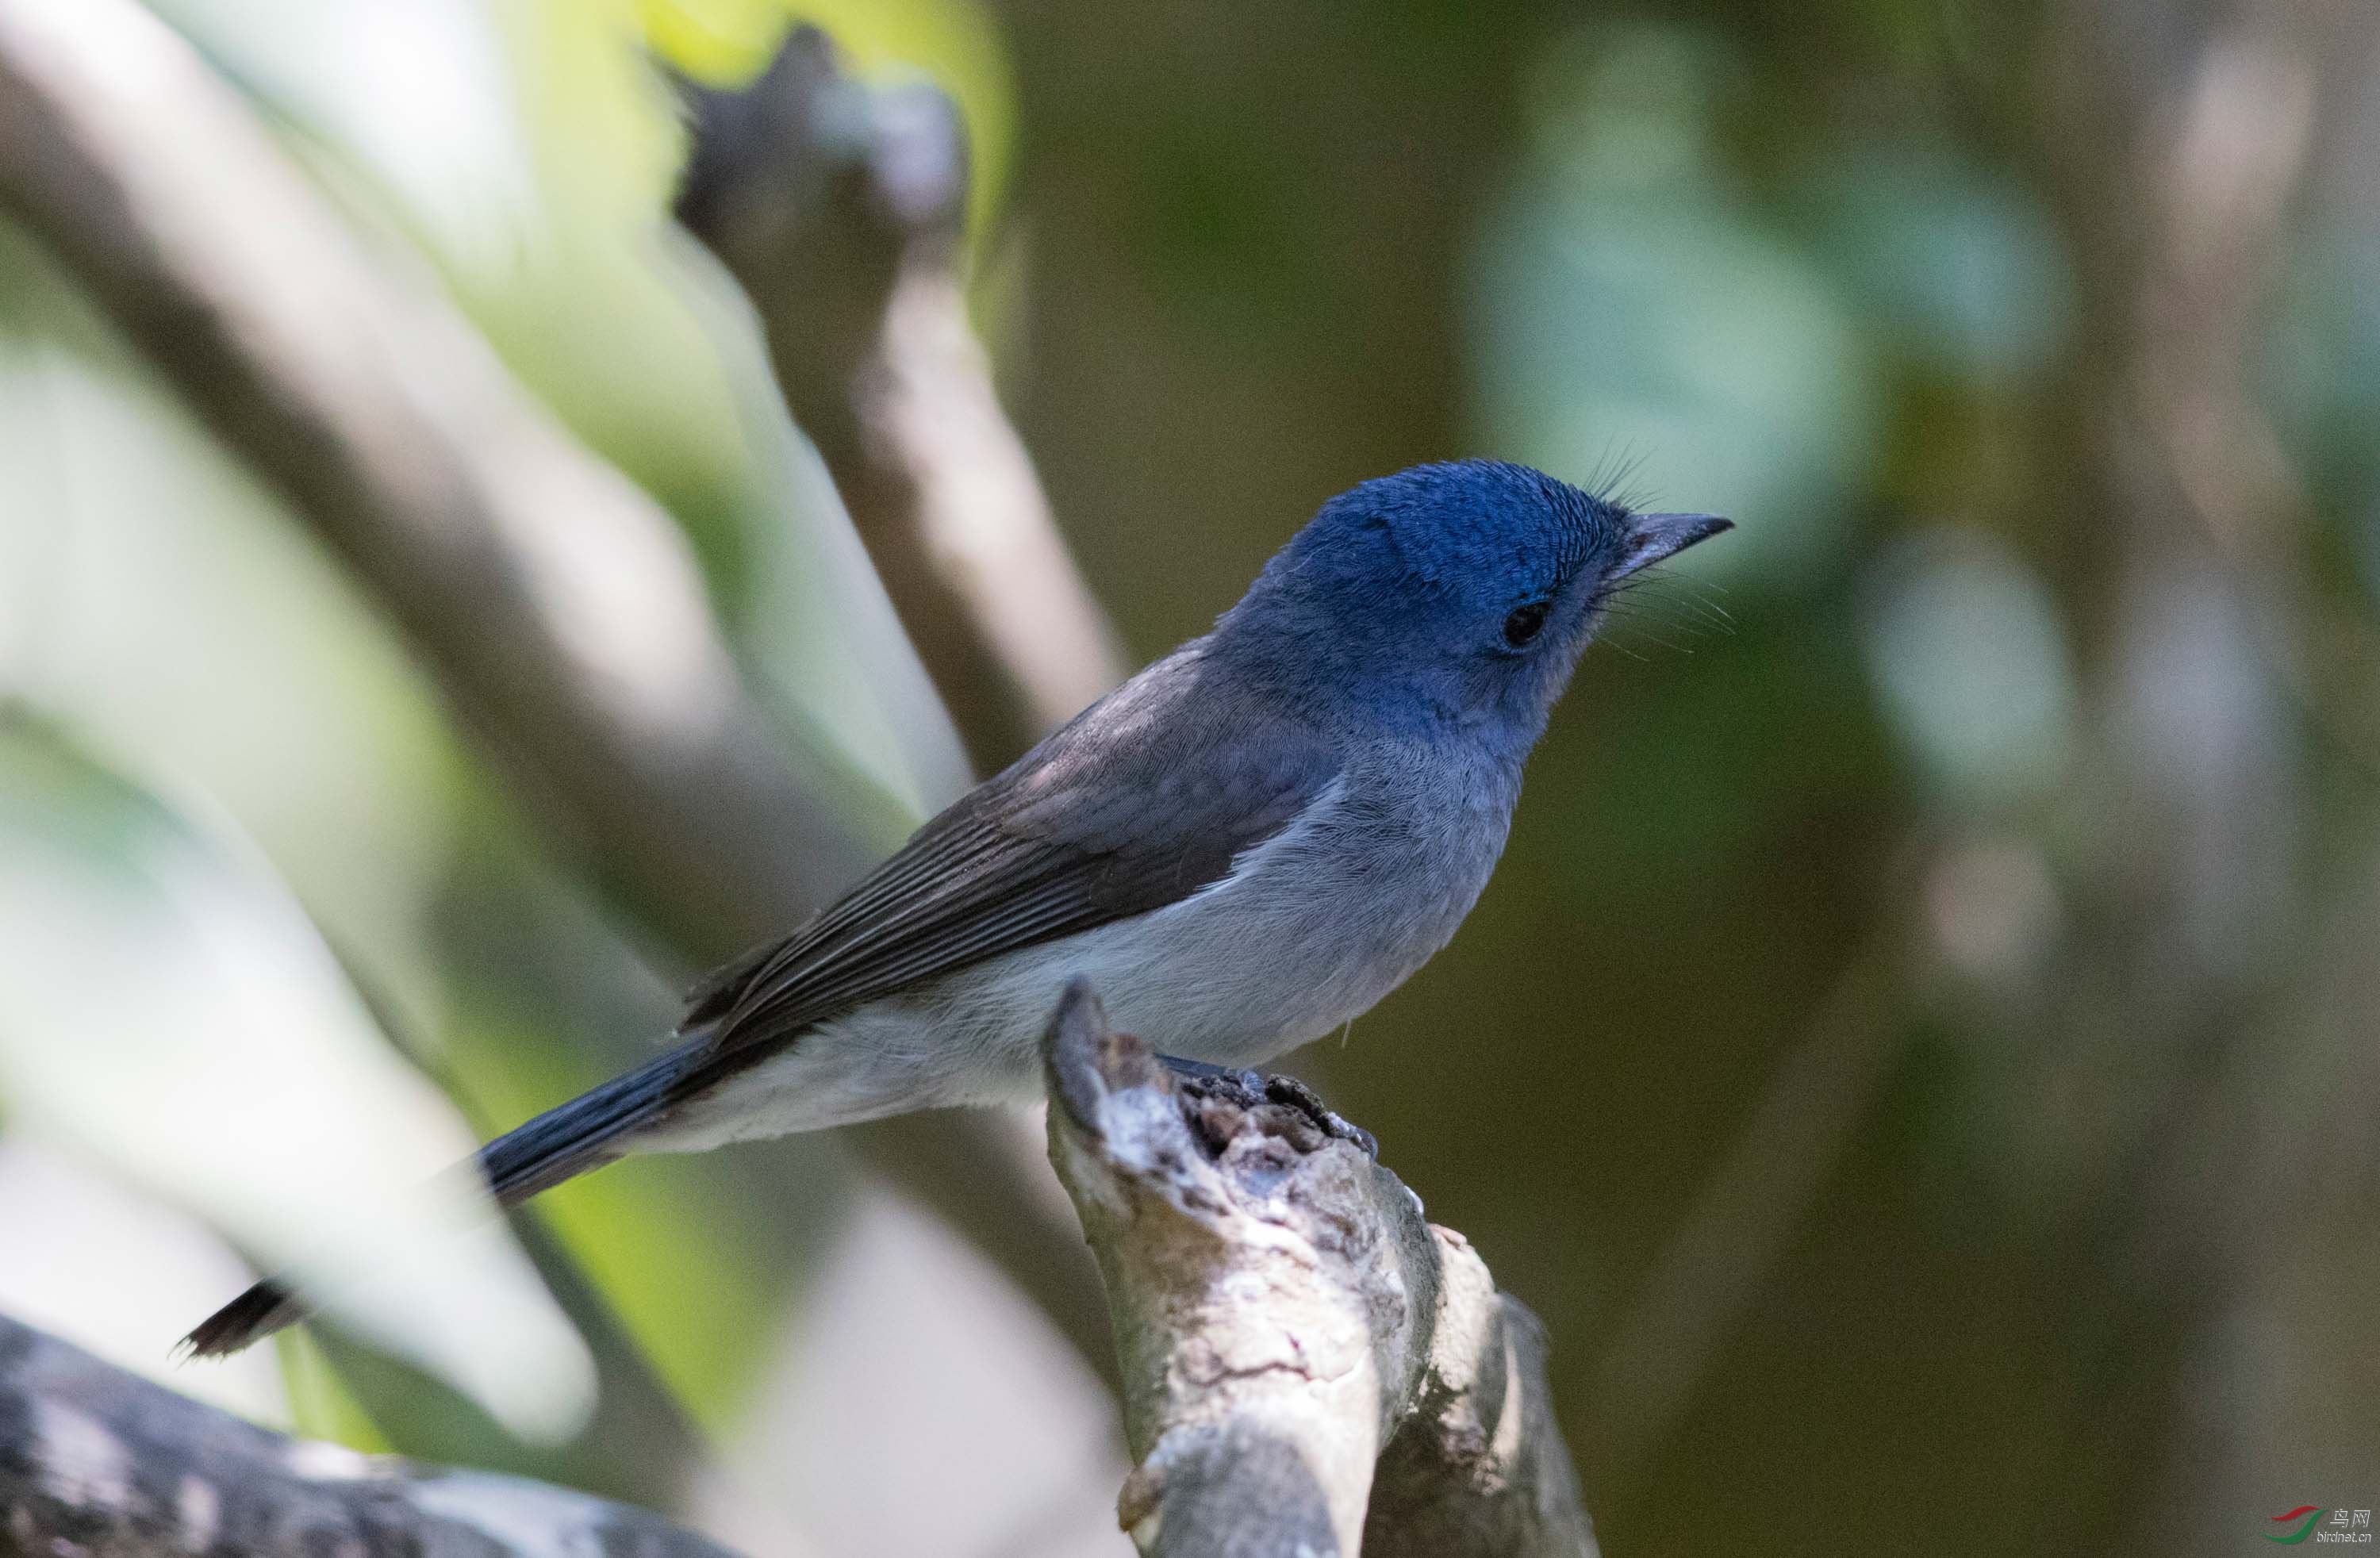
left=639, top=0, right=788, bottom=82
left=0, top=715, right=593, bottom=1441
left=0, top=1134, right=290, bottom=1425
left=0, top=223, right=466, bottom=1027
left=140, top=0, right=537, bottom=274
left=2269, top=227, right=2380, bottom=612
left=405, top=832, right=852, bottom=1464
left=1796, top=148, right=2075, bottom=389
left=1860, top=528, right=2076, bottom=807
left=1470, top=22, right=1879, bottom=585
left=276, top=1327, right=395, bottom=1452
left=447, top=1011, right=789, bottom=1431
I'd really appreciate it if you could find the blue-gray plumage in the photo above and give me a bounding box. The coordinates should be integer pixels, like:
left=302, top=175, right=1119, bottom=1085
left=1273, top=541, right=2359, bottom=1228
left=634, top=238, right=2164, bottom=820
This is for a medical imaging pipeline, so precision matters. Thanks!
left=186, top=459, right=1727, bottom=1355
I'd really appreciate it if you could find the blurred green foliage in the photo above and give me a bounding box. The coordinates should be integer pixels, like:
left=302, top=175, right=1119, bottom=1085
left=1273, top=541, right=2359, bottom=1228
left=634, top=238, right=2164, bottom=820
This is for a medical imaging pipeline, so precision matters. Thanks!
left=3, top=0, right=2378, bottom=1553
left=990, top=1, right=2380, bottom=1552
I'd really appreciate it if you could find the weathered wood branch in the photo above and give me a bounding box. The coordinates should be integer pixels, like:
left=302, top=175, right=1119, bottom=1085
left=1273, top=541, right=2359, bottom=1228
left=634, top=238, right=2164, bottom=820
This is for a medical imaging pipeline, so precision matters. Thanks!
left=0, top=0, right=1115, bottom=1394
left=675, top=28, right=1127, bottom=773
left=1040, top=983, right=1598, bottom=1558
left=0, top=1313, right=742, bottom=1558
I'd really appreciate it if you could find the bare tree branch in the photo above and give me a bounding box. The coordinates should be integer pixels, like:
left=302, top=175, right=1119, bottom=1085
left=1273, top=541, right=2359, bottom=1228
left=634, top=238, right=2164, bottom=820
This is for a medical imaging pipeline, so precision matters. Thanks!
left=0, top=0, right=1116, bottom=1395
left=675, top=28, right=1128, bottom=773
left=0, top=1313, right=743, bottom=1558
left=1039, top=982, right=1596, bottom=1558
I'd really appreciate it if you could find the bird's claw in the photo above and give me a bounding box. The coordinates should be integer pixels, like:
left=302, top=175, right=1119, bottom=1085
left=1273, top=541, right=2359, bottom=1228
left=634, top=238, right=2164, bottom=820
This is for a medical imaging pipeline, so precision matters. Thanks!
left=1156, top=1054, right=1379, bottom=1159
left=1257, top=1072, right=1379, bottom=1158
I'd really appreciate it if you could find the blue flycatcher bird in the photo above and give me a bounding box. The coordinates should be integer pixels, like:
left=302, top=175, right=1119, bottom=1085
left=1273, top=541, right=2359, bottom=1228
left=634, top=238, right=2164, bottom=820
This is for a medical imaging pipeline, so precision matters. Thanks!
left=187, top=459, right=1727, bottom=1355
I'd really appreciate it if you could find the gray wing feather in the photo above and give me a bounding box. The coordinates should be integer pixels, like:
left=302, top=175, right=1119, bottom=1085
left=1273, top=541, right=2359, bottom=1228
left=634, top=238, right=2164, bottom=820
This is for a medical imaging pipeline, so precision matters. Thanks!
left=678, top=648, right=1337, bottom=1080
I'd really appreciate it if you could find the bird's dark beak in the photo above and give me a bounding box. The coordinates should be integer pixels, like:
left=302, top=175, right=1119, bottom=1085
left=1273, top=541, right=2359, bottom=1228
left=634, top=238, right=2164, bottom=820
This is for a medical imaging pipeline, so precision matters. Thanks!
left=1611, top=512, right=1733, bottom=580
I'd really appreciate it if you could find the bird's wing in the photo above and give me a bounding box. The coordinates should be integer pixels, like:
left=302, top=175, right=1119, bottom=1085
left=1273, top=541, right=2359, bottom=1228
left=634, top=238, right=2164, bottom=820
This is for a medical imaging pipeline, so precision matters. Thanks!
left=679, top=650, right=1338, bottom=1069
left=179, top=655, right=1334, bottom=1361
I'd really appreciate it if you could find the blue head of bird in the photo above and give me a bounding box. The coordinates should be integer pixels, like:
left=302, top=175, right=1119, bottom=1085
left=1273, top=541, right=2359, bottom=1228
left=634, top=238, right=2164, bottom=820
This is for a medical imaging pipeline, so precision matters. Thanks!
left=1213, top=459, right=1729, bottom=754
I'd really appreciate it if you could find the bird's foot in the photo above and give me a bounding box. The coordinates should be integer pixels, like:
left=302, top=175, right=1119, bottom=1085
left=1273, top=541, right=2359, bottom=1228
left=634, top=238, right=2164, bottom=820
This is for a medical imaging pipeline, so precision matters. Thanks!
left=1156, top=1055, right=1379, bottom=1159
left=1259, top=1072, right=1380, bottom=1159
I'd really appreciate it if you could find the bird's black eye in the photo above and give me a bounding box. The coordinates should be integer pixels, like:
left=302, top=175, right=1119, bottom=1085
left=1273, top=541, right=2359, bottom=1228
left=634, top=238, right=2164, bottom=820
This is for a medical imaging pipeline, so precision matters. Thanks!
left=1503, top=601, right=1549, bottom=647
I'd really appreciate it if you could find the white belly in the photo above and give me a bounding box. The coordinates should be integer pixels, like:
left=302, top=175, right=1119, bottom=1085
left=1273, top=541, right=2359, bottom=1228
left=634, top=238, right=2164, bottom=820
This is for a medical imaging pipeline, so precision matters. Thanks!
left=642, top=761, right=1514, bottom=1150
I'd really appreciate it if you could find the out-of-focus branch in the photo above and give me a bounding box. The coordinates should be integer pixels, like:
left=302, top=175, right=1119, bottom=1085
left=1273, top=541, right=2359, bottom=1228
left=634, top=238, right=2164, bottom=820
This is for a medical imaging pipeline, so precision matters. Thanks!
left=0, top=0, right=1117, bottom=1395
left=2029, top=0, right=2380, bottom=1547
left=1580, top=940, right=1903, bottom=1489
left=675, top=29, right=1127, bottom=773
left=0, top=1312, right=743, bottom=1558
left=2128, top=2, right=2380, bottom=774
left=1040, top=983, right=1596, bottom=1558
left=2099, top=2, right=2380, bottom=1546
left=0, top=0, right=879, bottom=953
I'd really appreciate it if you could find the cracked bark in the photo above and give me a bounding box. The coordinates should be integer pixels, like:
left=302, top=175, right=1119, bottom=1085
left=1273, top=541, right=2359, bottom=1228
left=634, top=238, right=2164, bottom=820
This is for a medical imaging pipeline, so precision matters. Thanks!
left=0, top=1314, right=739, bottom=1558
left=1040, top=982, right=1598, bottom=1558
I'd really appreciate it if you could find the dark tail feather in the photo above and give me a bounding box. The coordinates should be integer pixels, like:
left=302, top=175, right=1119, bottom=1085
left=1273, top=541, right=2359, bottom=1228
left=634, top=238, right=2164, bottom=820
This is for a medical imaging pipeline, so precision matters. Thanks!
left=180, top=1280, right=306, bottom=1360
left=478, top=1038, right=699, bottom=1203
left=181, top=1039, right=702, bottom=1360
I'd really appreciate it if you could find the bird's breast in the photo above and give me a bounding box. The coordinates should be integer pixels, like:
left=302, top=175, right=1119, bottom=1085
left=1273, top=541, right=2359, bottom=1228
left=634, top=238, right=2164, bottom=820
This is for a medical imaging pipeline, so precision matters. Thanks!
left=1027, top=748, right=1520, bottom=1069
